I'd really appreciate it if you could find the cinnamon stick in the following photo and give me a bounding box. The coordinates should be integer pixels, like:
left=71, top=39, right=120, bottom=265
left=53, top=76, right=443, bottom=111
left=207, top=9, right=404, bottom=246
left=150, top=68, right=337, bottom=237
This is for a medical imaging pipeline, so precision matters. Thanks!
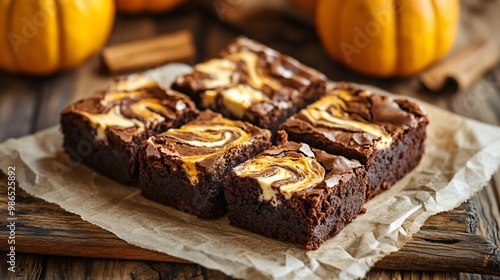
left=420, top=40, right=500, bottom=93
left=102, top=29, right=195, bottom=73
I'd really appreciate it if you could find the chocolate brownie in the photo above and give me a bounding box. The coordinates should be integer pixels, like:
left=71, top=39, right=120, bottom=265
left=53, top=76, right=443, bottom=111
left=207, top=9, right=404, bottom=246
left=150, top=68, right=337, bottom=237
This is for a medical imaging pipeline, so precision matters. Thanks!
left=60, top=75, right=198, bottom=185
left=172, top=36, right=327, bottom=133
left=138, top=110, right=272, bottom=219
left=280, top=83, right=429, bottom=199
left=225, top=133, right=367, bottom=250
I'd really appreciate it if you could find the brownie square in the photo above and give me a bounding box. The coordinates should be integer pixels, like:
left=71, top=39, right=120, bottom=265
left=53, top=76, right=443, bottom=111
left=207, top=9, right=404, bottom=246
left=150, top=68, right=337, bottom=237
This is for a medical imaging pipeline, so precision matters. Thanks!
left=225, top=133, right=367, bottom=250
left=172, top=36, right=327, bottom=133
left=60, top=75, right=198, bottom=185
left=280, top=83, right=429, bottom=200
left=138, top=110, right=272, bottom=219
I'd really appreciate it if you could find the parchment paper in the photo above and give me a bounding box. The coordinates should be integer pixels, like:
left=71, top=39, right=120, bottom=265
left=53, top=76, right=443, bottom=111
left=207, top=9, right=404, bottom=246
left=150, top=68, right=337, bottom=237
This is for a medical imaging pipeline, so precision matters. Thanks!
left=1, top=65, right=500, bottom=279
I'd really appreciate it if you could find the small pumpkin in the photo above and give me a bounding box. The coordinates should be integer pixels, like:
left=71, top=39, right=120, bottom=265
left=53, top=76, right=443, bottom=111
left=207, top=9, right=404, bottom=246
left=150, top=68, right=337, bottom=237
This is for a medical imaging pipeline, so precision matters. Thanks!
left=115, top=0, right=186, bottom=14
left=0, top=0, right=115, bottom=76
left=316, top=0, right=460, bottom=77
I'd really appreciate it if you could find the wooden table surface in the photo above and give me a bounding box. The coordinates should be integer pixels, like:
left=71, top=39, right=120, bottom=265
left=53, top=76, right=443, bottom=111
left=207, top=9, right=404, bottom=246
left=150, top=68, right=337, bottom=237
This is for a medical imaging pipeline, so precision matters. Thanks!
left=1, top=1, right=500, bottom=279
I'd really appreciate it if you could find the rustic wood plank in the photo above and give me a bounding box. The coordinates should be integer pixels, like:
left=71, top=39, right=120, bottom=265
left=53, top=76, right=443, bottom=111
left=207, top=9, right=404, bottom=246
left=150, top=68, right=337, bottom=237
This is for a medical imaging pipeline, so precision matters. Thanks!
left=43, top=256, right=155, bottom=280
left=375, top=230, right=500, bottom=276
left=474, top=174, right=500, bottom=249
left=1, top=174, right=496, bottom=275
left=0, top=252, right=470, bottom=280
left=33, top=71, right=77, bottom=131
left=0, top=74, right=37, bottom=142
left=446, top=78, right=500, bottom=126
left=67, top=56, right=113, bottom=104
left=366, top=270, right=459, bottom=280
left=0, top=182, right=186, bottom=263
left=421, top=200, right=478, bottom=234
left=0, top=252, right=44, bottom=280
left=460, top=273, right=500, bottom=280
left=443, top=64, right=500, bottom=277
left=491, top=67, right=500, bottom=120
left=0, top=252, right=233, bottom=280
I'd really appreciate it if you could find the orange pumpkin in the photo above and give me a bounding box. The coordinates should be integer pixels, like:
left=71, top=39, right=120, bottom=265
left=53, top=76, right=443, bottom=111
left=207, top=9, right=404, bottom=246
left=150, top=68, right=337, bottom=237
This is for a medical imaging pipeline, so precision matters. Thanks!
left=115, top=0, right=186, bottom=14
left=316, top=0, right=460, bottom=77
left=0, top=0, right=115, bottom=76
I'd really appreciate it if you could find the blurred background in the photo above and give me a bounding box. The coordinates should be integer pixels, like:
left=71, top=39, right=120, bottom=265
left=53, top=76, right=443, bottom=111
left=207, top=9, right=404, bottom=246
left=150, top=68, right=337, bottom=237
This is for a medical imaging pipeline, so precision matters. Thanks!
left=0, top=0, right=499, bottom=142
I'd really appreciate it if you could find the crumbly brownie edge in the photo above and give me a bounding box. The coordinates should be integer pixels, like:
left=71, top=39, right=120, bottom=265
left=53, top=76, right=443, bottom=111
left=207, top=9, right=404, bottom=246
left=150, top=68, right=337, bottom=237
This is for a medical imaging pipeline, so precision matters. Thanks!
left=173, top=79, right=325, bottom=135
left=282, top=122, right=368, bottom=163
left=171, top=83, right=203, bottom=108
left=281, top=100, right=429, bottom=200
left=262, top=78, right=326, bottom=133
left=225, top=165, right=366, bottom=250
left=364, top=117, right=427, bottom=199
left=153, top=109, right=199, bottom=137
left=60, top=105, right=198, bottom=185
left=139, top=132, right=272, bottom=219
left=60, top=113, right=141, bottom=185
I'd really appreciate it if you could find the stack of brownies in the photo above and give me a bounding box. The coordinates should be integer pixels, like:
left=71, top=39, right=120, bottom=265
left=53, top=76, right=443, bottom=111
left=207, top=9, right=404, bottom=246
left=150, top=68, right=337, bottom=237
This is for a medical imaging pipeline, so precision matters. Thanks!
left=61, top=37, right=428, bottom=250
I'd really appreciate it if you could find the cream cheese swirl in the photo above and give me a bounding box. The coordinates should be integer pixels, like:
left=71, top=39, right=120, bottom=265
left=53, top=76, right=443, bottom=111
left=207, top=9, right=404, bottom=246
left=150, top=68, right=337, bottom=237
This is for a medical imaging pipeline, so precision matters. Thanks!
left=74, top=76, right=180, bottom=142
left=78, top=98, right=172, bottom=141
left=194, top=51, right=281, bottom=119
left=162, top=117, right=253, bottom=185
left=194, top=51, right=281, bottom=91
left=234, top=154, right=326, bottom=205
left=301, top=90, right=392, bottom=149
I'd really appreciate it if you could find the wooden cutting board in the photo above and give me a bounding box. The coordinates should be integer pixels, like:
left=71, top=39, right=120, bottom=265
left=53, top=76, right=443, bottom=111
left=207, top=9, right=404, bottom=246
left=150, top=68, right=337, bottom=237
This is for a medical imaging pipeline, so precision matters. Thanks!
left=1, top=174, right=499, bottom=276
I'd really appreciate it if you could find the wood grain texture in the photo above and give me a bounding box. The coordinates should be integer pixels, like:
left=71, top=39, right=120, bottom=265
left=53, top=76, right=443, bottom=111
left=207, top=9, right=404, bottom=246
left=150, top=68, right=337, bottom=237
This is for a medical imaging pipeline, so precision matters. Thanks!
left=0, top=181, right=186, bottom=264
left=0, top=253, right=232, bottom=280
left=0, top=175, right=497, bottom=276
left=476, top=175, right=500, bottom=242
left=421, top=200, right=478, bottom=234
left=0, top=253, right=44, bottom=280
left=0, top=75, right=37, bottom=141
left=0, top=253, right=484, bottom=280
left=376, top=231, right=499, bottom=275
left=368, top=270, right=459, bottom=280
left=460, top=273, right=500, bottom=280
left=34, top=72, right=77, bottom=132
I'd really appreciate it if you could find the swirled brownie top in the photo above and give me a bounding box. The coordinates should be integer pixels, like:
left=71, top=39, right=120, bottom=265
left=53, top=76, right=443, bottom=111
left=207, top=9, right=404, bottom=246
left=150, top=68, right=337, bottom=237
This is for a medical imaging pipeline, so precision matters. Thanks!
left=281, top=83, right=428, bottom=154
left=173, top=37, right=327, bottom=122
left=144, top=110, right=271, bottom=185
left=62, top=75, right=198, bottom=142
left=233, top=139, right=363, bottom=206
